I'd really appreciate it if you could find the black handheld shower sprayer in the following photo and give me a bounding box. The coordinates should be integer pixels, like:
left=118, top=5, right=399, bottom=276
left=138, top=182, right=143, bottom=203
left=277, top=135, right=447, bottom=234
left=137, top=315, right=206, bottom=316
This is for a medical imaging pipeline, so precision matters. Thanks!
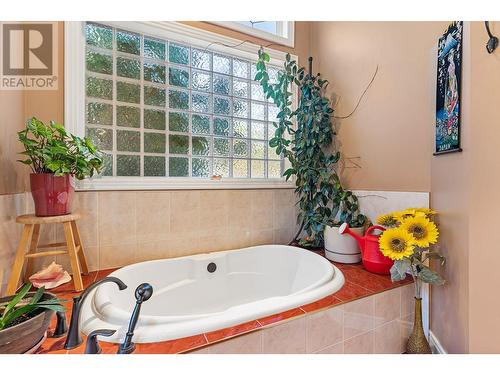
left=485, top=21, right=498, bottom=54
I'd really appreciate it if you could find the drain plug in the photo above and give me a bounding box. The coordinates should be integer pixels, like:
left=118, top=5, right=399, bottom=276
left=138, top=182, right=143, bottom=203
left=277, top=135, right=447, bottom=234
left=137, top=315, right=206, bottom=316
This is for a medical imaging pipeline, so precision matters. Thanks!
left=207, top=262, right=217, bottom=273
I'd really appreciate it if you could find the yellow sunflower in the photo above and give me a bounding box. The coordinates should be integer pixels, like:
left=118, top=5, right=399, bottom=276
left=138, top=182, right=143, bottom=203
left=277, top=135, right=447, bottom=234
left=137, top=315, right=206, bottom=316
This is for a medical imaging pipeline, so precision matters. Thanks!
left=378, top=227, right=416, bottom=260
left=376, top=213, right=398, bottom=227
left=409, top=207, right=438, bottom=218
left=393, top=210, right=415, bottom=223
left=400, top=216, right=439, bottom=248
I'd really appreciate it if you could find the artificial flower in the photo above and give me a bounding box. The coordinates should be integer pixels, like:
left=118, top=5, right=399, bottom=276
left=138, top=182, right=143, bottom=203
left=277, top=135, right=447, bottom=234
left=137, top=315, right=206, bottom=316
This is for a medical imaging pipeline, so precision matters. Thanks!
left=376, top=213, right=398, bottom=227
left=378, top=227, right=416, bottom=260
left=400, top=216, right=439, bottom=248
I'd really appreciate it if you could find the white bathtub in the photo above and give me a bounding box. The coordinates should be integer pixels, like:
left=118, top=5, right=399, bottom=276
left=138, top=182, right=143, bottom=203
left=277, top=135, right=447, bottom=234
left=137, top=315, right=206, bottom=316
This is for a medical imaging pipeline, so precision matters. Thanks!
left=80, top=245, right=344, bottom=343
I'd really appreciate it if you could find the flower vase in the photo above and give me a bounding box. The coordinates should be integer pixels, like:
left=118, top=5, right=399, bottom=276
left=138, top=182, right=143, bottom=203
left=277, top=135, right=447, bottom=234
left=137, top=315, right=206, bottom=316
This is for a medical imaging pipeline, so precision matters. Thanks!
left=406, top=297, right=431, bottom=354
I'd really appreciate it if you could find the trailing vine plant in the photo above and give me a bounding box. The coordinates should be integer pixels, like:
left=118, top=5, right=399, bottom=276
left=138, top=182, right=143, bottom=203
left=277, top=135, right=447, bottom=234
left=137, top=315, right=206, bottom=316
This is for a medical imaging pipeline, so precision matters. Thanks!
left=255, top=50, right=366, bottom=247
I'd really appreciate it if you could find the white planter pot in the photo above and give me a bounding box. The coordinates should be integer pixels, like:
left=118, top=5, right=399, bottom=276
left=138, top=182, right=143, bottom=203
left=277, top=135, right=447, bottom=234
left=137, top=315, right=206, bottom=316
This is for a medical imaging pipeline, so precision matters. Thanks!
left=324, top=225, right=364, bottom=263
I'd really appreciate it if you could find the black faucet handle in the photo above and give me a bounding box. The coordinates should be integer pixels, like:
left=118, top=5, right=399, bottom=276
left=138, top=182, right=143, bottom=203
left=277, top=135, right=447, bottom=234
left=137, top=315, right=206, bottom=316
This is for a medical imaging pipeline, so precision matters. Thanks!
left=85, top=329, right=117, bottom=354
left=52, top=311, right=68, bottom=338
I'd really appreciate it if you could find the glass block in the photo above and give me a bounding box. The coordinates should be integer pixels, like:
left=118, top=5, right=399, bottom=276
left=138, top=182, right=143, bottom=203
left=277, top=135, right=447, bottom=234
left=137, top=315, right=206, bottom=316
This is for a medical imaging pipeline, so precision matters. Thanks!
left=117, top=130, right=140, bottom=152
left=233, top=99, right=249, bottom=118
left=116, top=57, right=140, bottom=80
left=192, top=158, right=210, bottom=177
left=214, top=138, right=229, bottom=156
left=268, top=160, right=282, bottom=178
left=233, top=119, right=248, bottom=138
left=116, top=106, right=140, bottom=128
left=86, top=127, right=112, bottom=151
left=251, top=160, right=265, bottom=178
left=213, top=74, right=230, bottom=95
left=192, top=114, right=210, bottom=134
left=268, top=144, right=280, bottom=160
left=169, top=90, right=189, bottom=110
left=85, top=23, right=112, bottom=49
left=233, top=139, right=248, bottom=157
left=214, top=117, right=229, bottom=136
left=169, top=157, right=188, bottom=177
left=213, top=54, right=230, bottom=74
left=169, top=112, right=189, bottom=132
left=144, top=86, right=166, bottom=107
left=144, top=38, right=166, bottom=60
left=86, top=102, right=112, bottom=125
left=192, top=92, right=210, bottom=113
left=192, top=49, right=211, bottom=70
left=169, top=43, right=189, bottom=65
left=268, top=105, right=279, bottom=122
left=86, top=51, right=112, bottom=75
left=233, top=159, right=248, bottom=178
left=101, top=152, right=113, bottom=176
left=117, top=155, right=140, bottom=176
left=86, top=77, right=112, bottom=100
left=192, top=70, right=211, bottom=92
left=268, top=67, right=279, bottom=84
left=192, top=136, right=210, bottom=156
left=169, top=134, right=189, bottom=154
left=251, top=82, right=265, bottom=101
left=144, top=63, right=166, bottom=84
left=251, top=102, right=266, bottom=120
left=233, top=79, right=248, bottom=98
left=116, top=81, right=140, bottom=103
left=144, top=132, right=166, bottom=153
left=213, top=158, right=229, bottom=177
left=214, top=96, right=230, bottom=115
left=144, top=109, right=165, bottom=130
left=267, top=122, right=277, bottom=139
left=251, top=121, right=265, bottom=140
left=233, top=59, right=249, bottom=78
left=116, top=31, right=140, bottom=55
left=169, top=67, right=189, bottom=88
left=251, top=63, right=258, bottom=81
left=144, top=156, right=165, bottom=176
left=251, top=141, right=265, bottom=159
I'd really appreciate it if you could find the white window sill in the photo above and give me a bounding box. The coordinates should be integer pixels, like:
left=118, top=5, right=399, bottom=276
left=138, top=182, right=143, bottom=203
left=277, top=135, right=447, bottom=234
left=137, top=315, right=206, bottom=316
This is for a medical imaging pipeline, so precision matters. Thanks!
left=76, top=177, right=295, bottom=191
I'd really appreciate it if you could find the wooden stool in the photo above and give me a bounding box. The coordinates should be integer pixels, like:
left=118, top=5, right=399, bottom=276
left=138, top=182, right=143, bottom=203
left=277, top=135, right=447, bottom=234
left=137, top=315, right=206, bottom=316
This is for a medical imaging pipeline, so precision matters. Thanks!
left=6, top=213, right=89, bottom=295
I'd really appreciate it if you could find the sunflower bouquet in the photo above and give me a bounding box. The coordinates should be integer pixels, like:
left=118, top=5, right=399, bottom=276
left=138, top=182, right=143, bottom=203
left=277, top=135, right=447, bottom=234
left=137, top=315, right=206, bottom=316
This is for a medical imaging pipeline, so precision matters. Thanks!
left=377, top=208, right=446, bottom=299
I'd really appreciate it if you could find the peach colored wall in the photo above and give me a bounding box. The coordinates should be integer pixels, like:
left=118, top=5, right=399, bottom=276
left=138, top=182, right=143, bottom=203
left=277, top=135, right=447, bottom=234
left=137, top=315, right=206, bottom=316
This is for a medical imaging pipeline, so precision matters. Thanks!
left=310, top=22, right=448, bottom=192
left=466, top=21, right=500, bottom=354
left=0, top=22, right=64, bottom=195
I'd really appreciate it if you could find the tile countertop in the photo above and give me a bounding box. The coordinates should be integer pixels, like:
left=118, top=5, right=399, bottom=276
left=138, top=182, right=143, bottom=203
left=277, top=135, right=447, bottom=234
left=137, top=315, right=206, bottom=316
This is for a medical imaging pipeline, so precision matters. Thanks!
left=35, top=250, right=411, bottom=354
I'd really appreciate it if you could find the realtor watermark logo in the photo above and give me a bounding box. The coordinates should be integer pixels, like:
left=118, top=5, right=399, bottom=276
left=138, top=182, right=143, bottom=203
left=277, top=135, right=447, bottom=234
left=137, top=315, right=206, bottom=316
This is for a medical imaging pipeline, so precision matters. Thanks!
left=0, top=22, right=58, bottom=90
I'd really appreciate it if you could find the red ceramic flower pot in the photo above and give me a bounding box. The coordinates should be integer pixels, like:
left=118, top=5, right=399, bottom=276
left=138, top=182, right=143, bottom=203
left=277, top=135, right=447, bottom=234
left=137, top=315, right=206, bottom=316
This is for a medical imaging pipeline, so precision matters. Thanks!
left=30, top=173, right=74, bottom=216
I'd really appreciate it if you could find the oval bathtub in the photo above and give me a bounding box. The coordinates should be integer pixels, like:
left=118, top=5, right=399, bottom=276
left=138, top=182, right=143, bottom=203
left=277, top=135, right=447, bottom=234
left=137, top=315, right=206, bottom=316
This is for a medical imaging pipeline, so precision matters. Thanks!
left=80, top=245, right=345, bottom=343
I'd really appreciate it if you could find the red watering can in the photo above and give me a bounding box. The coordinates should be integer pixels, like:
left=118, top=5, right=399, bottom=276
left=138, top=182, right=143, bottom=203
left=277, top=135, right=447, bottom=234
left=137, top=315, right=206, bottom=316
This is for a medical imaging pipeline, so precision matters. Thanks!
left=338, top=223, right=394, bottom=275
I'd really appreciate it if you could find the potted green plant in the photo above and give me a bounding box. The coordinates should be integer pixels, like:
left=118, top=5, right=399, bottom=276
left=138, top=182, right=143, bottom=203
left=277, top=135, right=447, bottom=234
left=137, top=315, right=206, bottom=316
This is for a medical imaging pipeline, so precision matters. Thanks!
left=0, top=283, right=65, bottom=354
left=324, top=190, right=369, bottom=263
left=17, top=117, right=103, bottom=216
left=255, top=51, right=364, bottom=249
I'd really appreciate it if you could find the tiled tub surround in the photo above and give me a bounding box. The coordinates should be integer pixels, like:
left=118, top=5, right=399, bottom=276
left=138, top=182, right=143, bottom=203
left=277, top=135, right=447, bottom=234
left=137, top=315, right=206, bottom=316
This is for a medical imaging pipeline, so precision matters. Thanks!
left=35, top=259, right=413, bottom=354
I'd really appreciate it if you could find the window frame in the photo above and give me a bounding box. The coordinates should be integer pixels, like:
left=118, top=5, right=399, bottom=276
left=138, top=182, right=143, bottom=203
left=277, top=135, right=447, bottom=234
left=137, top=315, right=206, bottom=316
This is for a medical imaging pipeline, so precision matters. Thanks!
left=210, top=22, right=295, bottom=48
left=65, top=21, right=297, bottom=191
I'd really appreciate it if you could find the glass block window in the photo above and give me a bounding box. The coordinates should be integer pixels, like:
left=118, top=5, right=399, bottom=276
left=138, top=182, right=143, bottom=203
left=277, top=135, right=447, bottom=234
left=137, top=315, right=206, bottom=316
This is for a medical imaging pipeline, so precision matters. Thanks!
left=84, top=22, right=284, bottom=179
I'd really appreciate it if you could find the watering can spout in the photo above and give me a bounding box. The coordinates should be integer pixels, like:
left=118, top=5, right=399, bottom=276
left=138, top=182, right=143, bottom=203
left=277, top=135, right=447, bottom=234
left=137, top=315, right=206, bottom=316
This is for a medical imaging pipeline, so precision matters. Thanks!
left=339, top=223, right=365, bottom=250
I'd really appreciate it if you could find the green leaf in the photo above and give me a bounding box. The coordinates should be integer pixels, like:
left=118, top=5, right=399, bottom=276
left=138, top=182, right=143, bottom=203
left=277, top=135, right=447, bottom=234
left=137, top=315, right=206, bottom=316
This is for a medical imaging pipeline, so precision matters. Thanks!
left=418, top=266, right=445, bottom=285
left=390, top=259, right=410, bottom=282
left=1, top=283, right=32, bottom=319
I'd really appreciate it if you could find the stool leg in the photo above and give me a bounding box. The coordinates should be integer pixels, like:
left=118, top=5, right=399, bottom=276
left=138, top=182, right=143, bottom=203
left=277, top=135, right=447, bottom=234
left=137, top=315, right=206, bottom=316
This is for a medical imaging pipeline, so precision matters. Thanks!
left=24, top=224, right=41, bottom=282
left=6, top=224, right=34, bottom=295
left=71, top=221, right=89, bottom=274
left=63, top=222, right=83, bottom=292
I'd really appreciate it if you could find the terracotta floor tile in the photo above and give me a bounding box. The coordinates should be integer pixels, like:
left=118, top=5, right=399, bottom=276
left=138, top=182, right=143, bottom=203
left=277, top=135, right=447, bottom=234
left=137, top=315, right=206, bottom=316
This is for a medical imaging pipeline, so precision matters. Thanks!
left=300, top=295, right=342, bottom=313
left=133, top=334, right=208, bottom=354
left=206, top=320, right=261, bottom=342
left=334, top=281, right=372, bottom=301
left=340, top=267, right=395, bottom=292
left=97, top=268, right=119, bottom=279
left=257, top=308, right=305, bottom=326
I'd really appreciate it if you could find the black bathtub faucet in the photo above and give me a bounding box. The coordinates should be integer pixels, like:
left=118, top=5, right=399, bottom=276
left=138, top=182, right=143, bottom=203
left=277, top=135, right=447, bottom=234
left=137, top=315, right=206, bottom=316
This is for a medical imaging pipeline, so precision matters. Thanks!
left=64, top=276, right=128, bottom=350
left=117, top=283, right=154, bottom=354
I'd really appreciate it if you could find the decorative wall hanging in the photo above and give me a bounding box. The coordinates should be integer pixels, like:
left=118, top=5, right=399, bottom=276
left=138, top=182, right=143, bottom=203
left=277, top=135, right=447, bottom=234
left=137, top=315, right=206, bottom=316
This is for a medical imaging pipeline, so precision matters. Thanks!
left=434, top=21, right=463, bottom=155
